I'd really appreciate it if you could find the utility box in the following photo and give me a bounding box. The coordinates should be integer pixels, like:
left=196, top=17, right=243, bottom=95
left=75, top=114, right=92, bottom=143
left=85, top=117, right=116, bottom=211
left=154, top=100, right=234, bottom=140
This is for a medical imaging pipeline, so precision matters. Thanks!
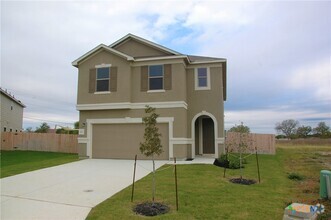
left=283, top=203, right=317, bottom=220
left=320, top=170, right=331, bottom=199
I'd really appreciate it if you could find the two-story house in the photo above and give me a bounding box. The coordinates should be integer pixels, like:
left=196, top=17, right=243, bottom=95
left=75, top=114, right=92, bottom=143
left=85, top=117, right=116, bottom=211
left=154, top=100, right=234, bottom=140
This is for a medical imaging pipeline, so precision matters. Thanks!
left=72, top=34, right=226, bottom=160
left=0, top=87, right=26, bottom=133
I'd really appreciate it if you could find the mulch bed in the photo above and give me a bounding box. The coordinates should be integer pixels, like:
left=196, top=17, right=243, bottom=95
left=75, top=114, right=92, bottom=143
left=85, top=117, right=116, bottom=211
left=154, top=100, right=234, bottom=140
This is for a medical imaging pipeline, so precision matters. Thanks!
left=133, top=202, right=169, bottom=216
left=230, top=178, right=256, bottom=185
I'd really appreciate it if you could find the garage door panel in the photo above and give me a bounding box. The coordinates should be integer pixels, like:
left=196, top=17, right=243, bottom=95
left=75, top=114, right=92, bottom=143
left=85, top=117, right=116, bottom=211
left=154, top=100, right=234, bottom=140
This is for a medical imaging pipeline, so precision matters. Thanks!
left=92, top=123, right=169, bottom=160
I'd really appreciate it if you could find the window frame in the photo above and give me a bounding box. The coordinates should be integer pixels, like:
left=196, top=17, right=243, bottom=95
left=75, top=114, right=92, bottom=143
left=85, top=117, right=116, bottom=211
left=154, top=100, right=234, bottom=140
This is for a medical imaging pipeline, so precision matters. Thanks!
left=195, top=67, right=211, bottom=90
left=95, top=64, right=111, bottom=94
left=148, top=65, right=164, bottom=91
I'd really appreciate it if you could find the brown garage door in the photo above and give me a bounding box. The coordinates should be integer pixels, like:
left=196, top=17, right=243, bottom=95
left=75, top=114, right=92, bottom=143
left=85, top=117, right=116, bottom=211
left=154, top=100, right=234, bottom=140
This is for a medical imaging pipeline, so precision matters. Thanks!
left=92, top=123, right=169, bottom=160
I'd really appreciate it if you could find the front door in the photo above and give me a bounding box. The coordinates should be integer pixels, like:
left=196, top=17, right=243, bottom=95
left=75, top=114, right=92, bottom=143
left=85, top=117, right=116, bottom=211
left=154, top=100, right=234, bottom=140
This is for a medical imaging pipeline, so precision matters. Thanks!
left=202, top=118, right=215, bottom=154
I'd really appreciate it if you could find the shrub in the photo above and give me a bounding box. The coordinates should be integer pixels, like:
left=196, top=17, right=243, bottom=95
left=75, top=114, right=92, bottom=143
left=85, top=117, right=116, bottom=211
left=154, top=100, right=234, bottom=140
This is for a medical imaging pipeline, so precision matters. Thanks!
left=229, top=159, right=241, bottom=169
left=218, top=154, right=244, bottom=169
left=276, top=134, right=287, bottom=139
left=219, top=154, right=227, bottom=162
left=288, top=172, right=304, bottom=181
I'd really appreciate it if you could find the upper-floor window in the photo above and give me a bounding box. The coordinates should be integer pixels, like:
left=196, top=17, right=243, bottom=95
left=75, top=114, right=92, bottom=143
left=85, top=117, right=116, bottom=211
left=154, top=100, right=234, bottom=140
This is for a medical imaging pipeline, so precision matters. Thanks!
left=89, top=64, right=117, bottom=94
left=96, top=67, right=110, bottom=92
left=195, top=67, right=210, bottom=90
left=149, top=65, right=164, bottom=90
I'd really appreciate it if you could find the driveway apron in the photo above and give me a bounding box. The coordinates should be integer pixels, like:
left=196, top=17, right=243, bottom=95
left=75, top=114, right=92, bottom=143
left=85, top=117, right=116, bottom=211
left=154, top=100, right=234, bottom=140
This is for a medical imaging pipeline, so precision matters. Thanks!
left=1, top=159, right=167, bottom=220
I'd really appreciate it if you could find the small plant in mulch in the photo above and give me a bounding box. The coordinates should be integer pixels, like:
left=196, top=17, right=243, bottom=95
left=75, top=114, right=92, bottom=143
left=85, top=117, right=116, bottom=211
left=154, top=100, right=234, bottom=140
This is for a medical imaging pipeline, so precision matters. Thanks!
left=229, top=178, right=256, bottom=185
left=133, top=202, right=169, bottom=216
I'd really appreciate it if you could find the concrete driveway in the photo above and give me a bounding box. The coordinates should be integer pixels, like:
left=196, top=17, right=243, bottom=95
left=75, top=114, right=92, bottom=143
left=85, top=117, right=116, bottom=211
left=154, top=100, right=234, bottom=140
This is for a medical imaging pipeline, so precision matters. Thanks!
left=1, top=159, right=167, bottom=220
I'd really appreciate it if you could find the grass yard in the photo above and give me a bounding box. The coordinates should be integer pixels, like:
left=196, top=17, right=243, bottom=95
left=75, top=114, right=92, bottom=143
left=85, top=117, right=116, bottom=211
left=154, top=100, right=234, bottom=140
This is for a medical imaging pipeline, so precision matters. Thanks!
left=86, top=143, right=331, bottom=219
left=0, top=150, right=79, bottom=178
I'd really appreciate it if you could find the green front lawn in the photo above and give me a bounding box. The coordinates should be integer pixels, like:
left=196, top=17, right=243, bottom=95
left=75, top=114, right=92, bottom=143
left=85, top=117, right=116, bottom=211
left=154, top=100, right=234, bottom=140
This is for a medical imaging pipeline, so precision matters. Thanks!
left=0, top=150, right=79, bottom=178
left=87, top=144, right=331, bottom=219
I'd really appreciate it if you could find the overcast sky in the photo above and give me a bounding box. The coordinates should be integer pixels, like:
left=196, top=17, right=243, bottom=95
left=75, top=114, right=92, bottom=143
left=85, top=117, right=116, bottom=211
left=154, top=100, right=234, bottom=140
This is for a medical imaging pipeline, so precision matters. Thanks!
left=1, top=1, right=330, bottom=133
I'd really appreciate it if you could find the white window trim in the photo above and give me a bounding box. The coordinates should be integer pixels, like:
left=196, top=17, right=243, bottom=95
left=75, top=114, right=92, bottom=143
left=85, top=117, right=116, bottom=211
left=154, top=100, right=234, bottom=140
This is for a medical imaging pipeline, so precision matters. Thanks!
left=95, top=63, right=112, bottom=68
left=147, top=90, right=165, bottom=93
left=94, top=91, right=111, bottom=95
left=148, top=65, right=164, bottom=91
left=195, top=67, right=211, bottom=90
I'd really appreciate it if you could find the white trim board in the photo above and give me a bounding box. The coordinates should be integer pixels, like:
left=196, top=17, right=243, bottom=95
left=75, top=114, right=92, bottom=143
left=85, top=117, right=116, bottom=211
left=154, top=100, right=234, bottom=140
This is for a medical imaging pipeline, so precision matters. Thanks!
left=77, top=101, right=188, bottom=111
left=171, top=138, right=194, bottom=145
left=77, top=137, right=88, bottom=144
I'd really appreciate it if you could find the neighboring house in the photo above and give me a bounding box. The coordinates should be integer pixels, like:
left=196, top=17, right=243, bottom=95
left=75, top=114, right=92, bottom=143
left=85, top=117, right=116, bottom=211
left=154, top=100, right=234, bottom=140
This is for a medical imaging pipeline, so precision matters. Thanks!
left=72, top=34, right=227, bottom=160
left=0, top=88, right=26, bottom=133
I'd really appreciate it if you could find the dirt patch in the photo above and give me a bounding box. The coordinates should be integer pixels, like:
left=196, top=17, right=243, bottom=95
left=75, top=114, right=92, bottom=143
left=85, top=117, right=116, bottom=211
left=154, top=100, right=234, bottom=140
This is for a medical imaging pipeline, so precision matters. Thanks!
left=133, top=202, right=169, bottom=216
left=307, top=153, right=331, bottom=169
left=317, top=151, right=331, bottom=156
left=230, top=178, right=256, bottom=185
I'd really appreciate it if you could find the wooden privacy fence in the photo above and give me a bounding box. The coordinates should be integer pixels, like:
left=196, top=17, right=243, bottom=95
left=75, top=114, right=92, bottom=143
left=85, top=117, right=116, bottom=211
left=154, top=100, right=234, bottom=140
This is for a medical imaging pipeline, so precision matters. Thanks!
left=226, top=132, right=275, bottom=154
left=1, top=132, right=78, bottom=153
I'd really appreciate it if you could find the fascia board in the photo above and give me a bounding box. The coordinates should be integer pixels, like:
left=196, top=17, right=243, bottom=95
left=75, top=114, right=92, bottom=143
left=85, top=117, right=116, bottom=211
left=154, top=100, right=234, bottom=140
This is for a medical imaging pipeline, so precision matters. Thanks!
left=72, top=44, right=134, bottom=67
left=188, top=60, right=226, bottom=64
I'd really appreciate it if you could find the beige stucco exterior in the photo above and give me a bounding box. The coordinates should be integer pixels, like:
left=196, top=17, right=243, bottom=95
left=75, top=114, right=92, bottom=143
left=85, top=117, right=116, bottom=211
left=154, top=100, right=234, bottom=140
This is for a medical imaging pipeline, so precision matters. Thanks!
left=73, top=34, right=226, bottom=160
left=113, top=38, right=171, bottom=58
left=0, top=88, right=25, bottom=133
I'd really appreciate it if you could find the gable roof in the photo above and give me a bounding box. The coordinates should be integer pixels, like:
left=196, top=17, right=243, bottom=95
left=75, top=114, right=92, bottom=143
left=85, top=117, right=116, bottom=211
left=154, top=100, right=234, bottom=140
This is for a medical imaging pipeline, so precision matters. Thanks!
left=72, top=34, right=227, bottom=66
left=0, top=87, right=26, bottom=108
left=110, top=33, right=181, bottom=56
left=72, top=44, right=134, bottom=67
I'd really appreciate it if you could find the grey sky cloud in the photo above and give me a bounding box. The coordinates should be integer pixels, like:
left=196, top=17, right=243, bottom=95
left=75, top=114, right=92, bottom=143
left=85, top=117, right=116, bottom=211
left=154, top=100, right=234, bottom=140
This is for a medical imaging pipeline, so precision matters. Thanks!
left=1, top=1, right=330, bottom=133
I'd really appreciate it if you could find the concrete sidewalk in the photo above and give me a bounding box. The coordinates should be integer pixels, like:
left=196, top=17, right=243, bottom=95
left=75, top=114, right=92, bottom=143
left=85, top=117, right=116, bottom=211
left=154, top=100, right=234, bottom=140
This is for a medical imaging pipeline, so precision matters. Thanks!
left=1, top=159, right=167, bottom=220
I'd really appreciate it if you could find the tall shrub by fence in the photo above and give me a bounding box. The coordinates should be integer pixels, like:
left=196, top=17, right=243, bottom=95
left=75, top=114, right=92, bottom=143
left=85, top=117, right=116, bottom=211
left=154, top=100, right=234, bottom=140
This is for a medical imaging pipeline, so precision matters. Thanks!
left=226, top=132, right=275, bottom=154
left=1, top=132, right=78, bottom=153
